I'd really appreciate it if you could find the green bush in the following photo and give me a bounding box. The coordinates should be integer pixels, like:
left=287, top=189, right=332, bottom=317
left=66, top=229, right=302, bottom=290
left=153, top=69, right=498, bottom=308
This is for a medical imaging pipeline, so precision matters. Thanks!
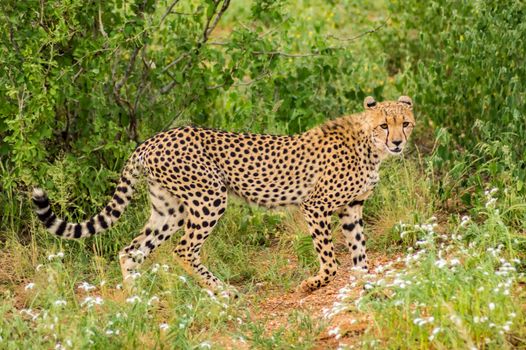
left=383, top=0, right=526, bottom=195
left=0, top=0, right=386, bottom=234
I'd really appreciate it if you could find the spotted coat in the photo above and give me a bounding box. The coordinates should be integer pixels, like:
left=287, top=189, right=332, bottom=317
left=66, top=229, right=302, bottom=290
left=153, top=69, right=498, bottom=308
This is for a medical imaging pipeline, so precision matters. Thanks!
left=33, top=96, right=415, bottom=293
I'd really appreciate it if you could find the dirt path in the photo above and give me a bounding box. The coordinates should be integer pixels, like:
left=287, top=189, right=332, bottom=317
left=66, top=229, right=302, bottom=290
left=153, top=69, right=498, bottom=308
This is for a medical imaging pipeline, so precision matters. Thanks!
left=248, top=252, right=402, bottom=349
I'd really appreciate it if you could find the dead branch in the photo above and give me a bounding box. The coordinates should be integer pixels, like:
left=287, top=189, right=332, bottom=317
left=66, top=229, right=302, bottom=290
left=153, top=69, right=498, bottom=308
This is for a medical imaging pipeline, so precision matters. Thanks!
left=112, top=0, right=150, bottom=142
left=252, top=50, right=322, bottom=58
left=252, top=17, right=390, bottom=58
left=204, top=0, right=230, bottom=43
left=326, top=16, right=390, bottom=42
left=161, top=52, right=190, bottom=73
left=160, top=0, right=181, bottom=26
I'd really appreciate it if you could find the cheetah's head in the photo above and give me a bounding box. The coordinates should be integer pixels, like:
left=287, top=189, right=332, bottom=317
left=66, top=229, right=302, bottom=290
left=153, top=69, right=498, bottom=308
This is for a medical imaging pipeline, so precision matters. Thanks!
left=364, top=96, right=415, bottom=156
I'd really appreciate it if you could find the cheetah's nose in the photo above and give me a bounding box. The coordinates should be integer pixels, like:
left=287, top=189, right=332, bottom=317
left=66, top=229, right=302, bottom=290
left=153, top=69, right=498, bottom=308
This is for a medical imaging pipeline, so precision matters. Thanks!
left=392, top=140, right=402, bottom=146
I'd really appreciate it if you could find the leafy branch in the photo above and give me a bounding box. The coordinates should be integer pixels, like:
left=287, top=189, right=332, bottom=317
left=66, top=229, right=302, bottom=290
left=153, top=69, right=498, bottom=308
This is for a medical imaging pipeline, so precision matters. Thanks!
left=160, top=0, right=231, bottom=94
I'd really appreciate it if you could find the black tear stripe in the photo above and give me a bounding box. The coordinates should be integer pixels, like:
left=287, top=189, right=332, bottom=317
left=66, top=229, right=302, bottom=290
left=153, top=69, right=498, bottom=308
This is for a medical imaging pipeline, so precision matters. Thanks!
left=385, top=121, right=390, bottom=147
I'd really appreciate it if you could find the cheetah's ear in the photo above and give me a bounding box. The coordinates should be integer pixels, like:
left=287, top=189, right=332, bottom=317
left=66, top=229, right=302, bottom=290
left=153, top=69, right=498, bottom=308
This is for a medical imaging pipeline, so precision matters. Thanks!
left=364, top=96, right=377, bottom=109
left=398, top=96, right=413, bottom=109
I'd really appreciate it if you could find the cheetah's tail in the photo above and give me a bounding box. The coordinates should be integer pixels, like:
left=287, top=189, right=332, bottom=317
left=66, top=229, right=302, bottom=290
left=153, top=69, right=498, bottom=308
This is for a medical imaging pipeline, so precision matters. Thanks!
left=32, top=154, right=143, bottom=239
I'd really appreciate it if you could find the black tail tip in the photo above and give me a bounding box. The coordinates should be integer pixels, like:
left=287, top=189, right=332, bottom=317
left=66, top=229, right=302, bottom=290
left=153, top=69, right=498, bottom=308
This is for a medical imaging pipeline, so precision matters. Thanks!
left=32, top=188, right=49, bottom=208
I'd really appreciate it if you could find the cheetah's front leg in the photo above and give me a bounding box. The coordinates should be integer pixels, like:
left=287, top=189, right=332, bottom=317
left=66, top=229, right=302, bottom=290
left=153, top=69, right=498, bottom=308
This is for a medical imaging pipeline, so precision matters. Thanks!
left=299, top=204, right=338, bottom=292
left=339, top=200, right=368, bottom=271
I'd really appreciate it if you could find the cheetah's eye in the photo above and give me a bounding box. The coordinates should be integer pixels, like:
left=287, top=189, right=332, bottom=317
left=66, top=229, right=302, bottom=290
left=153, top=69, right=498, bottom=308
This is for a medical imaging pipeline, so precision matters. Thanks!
left=403, top=122, right=410, bottom=127
left=380, top=123, right=388, bottom=130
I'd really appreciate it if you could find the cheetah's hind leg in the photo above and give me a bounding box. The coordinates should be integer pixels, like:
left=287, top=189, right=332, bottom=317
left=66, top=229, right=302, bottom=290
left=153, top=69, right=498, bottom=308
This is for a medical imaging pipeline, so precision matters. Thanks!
left=119, top=182, right=186, bottom=292
left=173, top=189, right=238, bottom=298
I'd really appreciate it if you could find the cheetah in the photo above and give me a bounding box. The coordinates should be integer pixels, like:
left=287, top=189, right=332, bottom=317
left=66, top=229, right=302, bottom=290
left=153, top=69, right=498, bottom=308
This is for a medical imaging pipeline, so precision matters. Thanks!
left=32, top=96, right=415, bottom=293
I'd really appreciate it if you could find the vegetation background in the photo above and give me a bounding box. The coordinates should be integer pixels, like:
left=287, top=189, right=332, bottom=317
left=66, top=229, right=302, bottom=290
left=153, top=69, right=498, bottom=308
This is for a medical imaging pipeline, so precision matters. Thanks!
left=1, top=0, right=525, bottom=348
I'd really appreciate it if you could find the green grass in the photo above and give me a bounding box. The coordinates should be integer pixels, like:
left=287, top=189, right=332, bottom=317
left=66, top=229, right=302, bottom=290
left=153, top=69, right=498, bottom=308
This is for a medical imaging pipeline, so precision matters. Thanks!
left=359, top=201, right=525, bottom=348
left=3, top=155, right=525, bottom=349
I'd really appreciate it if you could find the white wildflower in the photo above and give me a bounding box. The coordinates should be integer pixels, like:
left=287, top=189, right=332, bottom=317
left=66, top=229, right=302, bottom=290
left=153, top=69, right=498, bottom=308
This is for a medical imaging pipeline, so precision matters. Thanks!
left=435, top=259, right=447, bottom=268
left=413, top=316, right=434, bottom=326
left=48, top=252, right=65, bottom=261
left=125, top=271, right=141, bottom=280
left=328, top=326, right=341, bottom=339
left=199, top=341, right=212, bottom=349
left=126, top=295, right=141, bottom=304
left=363, top=282, right=374, bottom=290
left=450, top=314, right=462, bottom=326
left=148, top=296, right=159, bottom=306
left=460, top=215, right=470, bottom=227
left=151, top=264, right=160, bottom=273
left=159, top=323, right=170, bottom=331
left=78, top=282, right=96, bottom=292
left=20, top=308, right=39, bottom=321
left=25, top=282, right=35, bottom=291
left=53, top=300, right=67, bottom=307
left=489, top=303, right=495, bottom=311
left=429, top=326, right=442, bottom=341
left=80, top=296, right=103, bottom=308
left=450, top=258, right=461, bottom=266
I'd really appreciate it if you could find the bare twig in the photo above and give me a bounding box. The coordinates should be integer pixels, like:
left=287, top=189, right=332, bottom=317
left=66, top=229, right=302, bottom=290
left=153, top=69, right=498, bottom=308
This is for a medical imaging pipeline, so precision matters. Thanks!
left=112, top=0, right=150, bottom=142
left=207, top=70, right=272, bottom=90
left=163, top=94, right=199, bottom=130
left=8, top=23, right=22, bottom=59
left=207, top=41, right=229, bottom=46
left=133, top=47, right=151, bottom=116
left=160, top=0, right=181, bottom=26
left=252, top=17, right=390, bottom=59
left=252, top=50, right=322, bottom=58
left=160, top=0, right=231, bottom=94
left=114, top=46, right=140, bottom=93
left=72, top=67, right=84, bottom=82
left=98, top=3, right=108, bottom=38
left=161, top=52, right=190, bottom=73
left=204, top=0, right=231, bottom=42
left=326, top=16, right=390, bottom=42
